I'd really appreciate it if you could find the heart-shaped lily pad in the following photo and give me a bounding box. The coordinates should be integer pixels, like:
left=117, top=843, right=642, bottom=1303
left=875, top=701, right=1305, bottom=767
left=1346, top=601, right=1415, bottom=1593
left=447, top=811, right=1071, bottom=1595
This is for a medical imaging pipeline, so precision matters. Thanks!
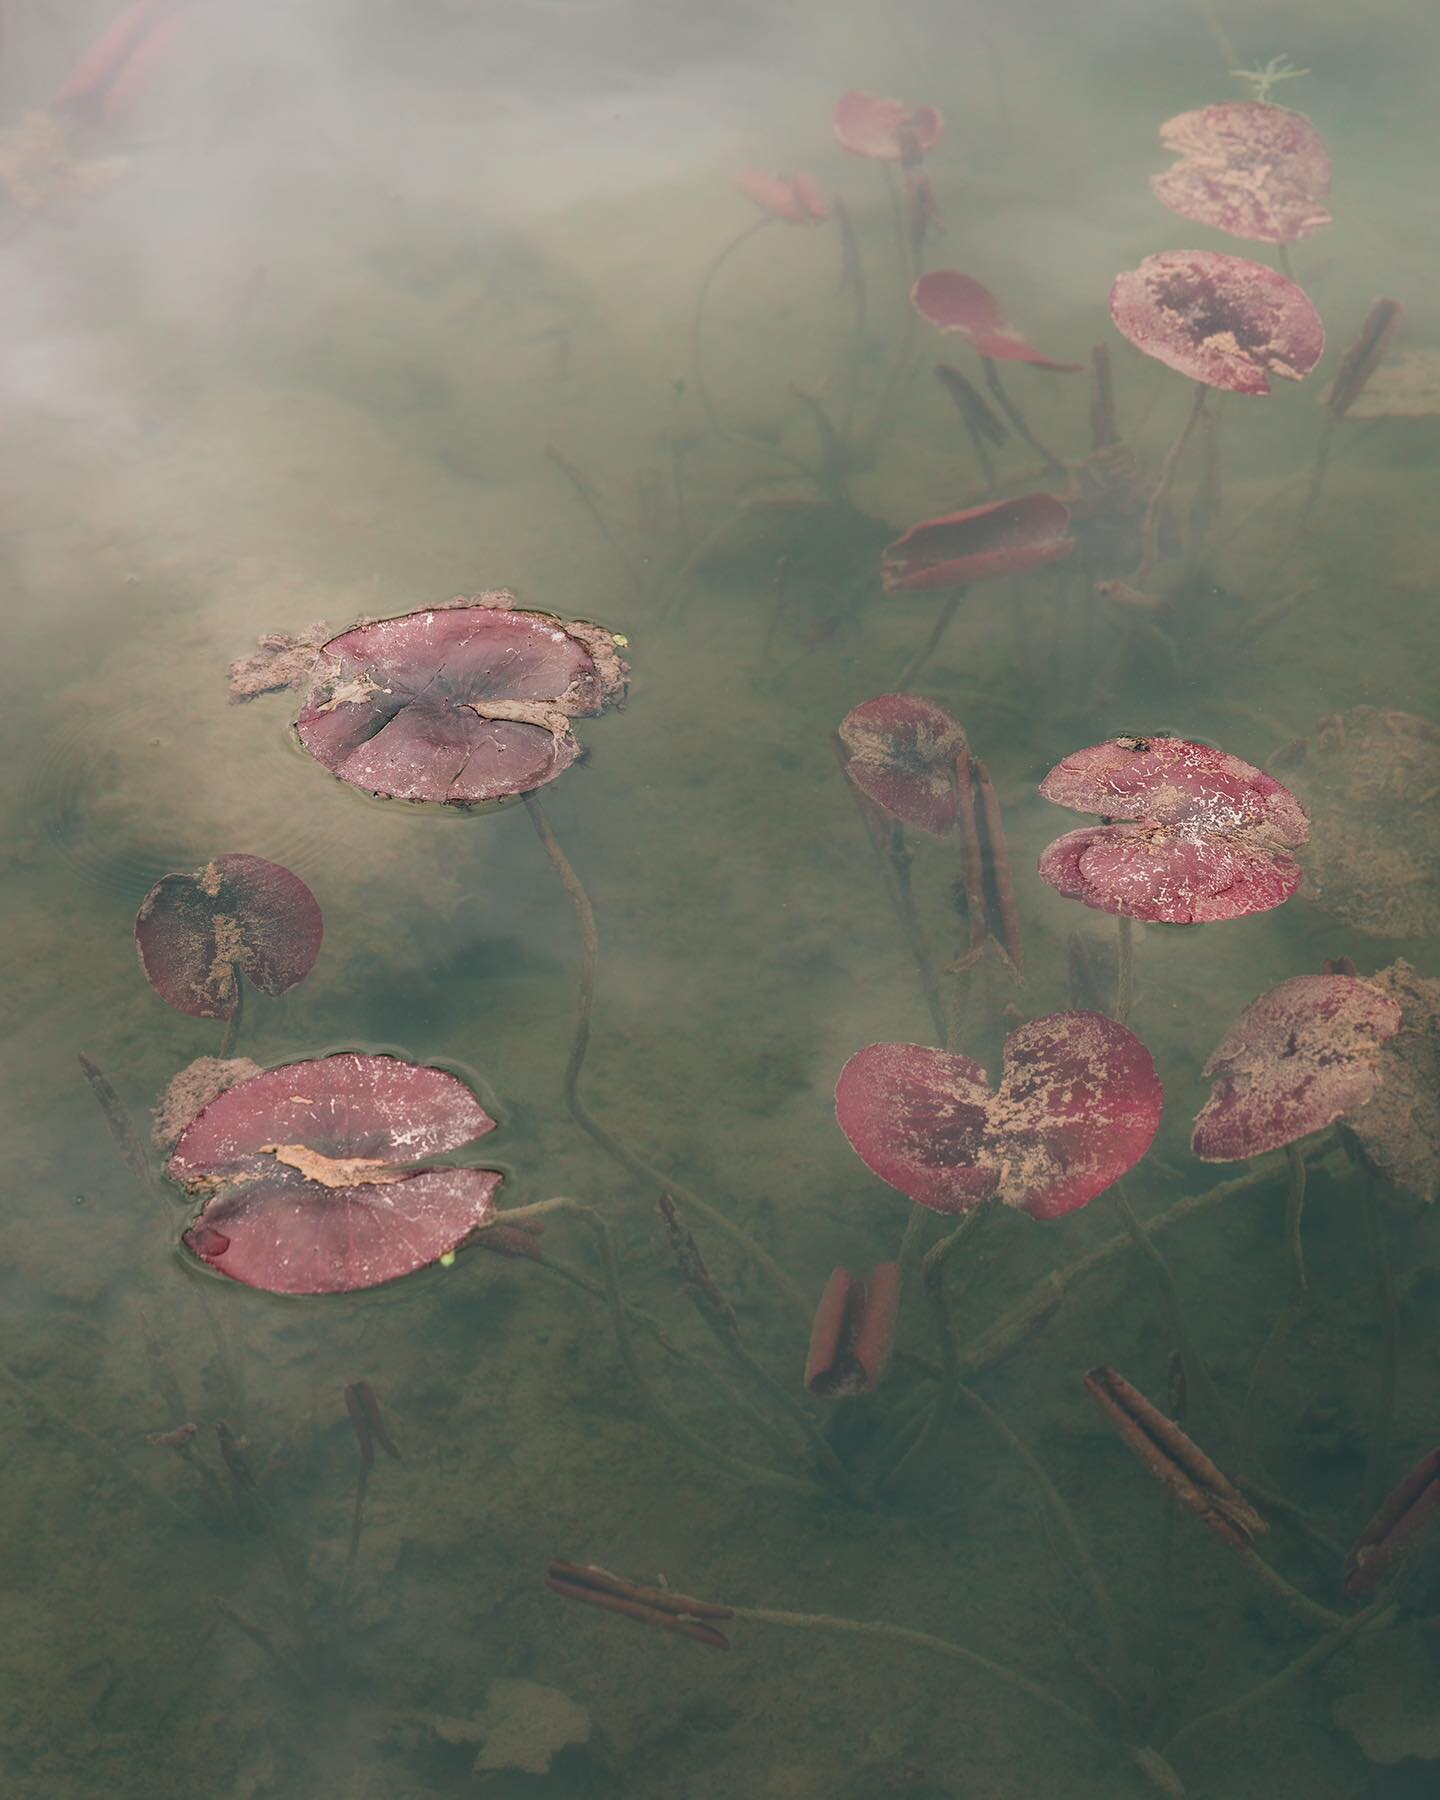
left=170, top=1052, right=500, bottom=1293
left=1109, top=251, right=1324, bottom=395
left=1151, top=103, right=1331, bottom=246
left=295, top=598, right=627, bottom=806
left=837, top=694, right=967, bottom=835
left=1038, top=736, right=1309, bottom=923
left=835, top=1011, right=1162, bottom=1219
left=1192, top=974, right=1402, bottom=1161
left=135, top=854, right=323, bottom=1020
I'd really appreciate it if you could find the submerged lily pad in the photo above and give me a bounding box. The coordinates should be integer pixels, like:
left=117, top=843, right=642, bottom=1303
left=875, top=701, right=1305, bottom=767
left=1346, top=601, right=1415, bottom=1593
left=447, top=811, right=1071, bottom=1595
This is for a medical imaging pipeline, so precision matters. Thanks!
left=1342, top=961, right=1440, bottom=1203
left=832, top=90, right=943, bottom=161
left=295, top=597, right=627, bottom=806
left=1192, top=974, right=1402, bottom=1160
left=910, top=271, right=1082, bottom=370
left=837, top=694, right=967, bottom=835
left=1269, top=707, right=1440, bottom=940
left=1038, top=736, right=1309, bottom=923
left=835, top=1011, right=1162, bottom=1219
left=882, top=494, right=1074, bottom=593
left=135, top=854, right=323, bottom=1020
left=1152, top=103, right=1331, bottom=246
left=1109, top=251, right=1324, bottom=395
left=170, top=1053, right=500, bottom=1292
left=1332, top=1626, right=1440, bottom=1764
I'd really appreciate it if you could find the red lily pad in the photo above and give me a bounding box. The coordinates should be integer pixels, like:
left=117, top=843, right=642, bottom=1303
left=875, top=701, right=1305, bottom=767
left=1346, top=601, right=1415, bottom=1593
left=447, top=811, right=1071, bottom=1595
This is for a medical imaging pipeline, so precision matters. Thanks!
left=837, top=695, right=967, bottom=835
left=1343, top=961, right=1440, bottom=1204
left=835, top=1012, right=1162, bottom=1219
left=833, top=90, right=943, bottom=161
left=910, top=271, right=1083, bottom=371
left=170, top=1052, right=500, bottom=1293
left=135, top=854, right=323, bottom=1020
left=1038, top=736, right=1309, bottom=924
left=882, top=494, right=1074, bottom=593
left=1109, top=251, right=1324, bottom=395
left=1152, top=103, right=1332, bottom=246
left=294, top=598, right=627, bottom=806
left=1192, top=974, right=1402, bottom=1161
left=735, top=168, right=828, bottom=224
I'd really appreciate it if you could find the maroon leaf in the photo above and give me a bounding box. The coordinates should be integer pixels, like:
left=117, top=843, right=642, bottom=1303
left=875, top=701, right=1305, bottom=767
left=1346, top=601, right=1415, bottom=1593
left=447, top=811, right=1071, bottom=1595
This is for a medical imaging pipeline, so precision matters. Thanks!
left=1109, top=251, right=1324, bottom=395
left=834, top=1012, right=1162, bottom=1219
left=134, top=854, right=323, bottom=1020
left=294, top=598, right=627, bottom=806
left=832, top=89, right=943, bottom=161
left=882, top=494, right=1074, bottom=593
left=837, top=694, right=967, bottom=835
left=910, top=271, right=1082, bottom=370
left=169, top=1053, right=500, bottom=1293
left=1151, top=103, right=1332, bottom=246
left=1037, top=736, right=1309, bottom=924
left=1192, top=974, right=1402, bottom=1161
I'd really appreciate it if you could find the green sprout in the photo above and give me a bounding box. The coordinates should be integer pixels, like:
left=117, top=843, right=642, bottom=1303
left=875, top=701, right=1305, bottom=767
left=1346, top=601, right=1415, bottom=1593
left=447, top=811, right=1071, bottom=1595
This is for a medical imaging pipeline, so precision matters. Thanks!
left=1230, top=55, right=1311, bottom=106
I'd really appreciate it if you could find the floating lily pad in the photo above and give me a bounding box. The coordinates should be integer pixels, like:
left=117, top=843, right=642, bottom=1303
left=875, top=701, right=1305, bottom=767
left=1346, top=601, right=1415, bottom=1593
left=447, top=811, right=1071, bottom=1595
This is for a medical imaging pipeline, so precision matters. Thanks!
left=134, top=854, right=323, bottom=1020
left=1269, top=707, right=1440, bottom=939
left=1342, top=961, right=1440, bottom=1203
left=295, top=598, right=627, bottom=806
left=1038, top=736, right=1309, bottom=923
left=170, top=1053, right=500, bottom=1293
left=882, top=494, right=1074, bottom=593
left=1192, top=974, right=1402, bottom=1160
left=1110, top=251, right=1324, bottom=395
left=837, top=694, right=967, bottom=835
left=911, top=271, right=1082, bottom=370
left=835, top=1012, right=1162, bottom=1219
left=1152, top=103, right=1331, bottom=246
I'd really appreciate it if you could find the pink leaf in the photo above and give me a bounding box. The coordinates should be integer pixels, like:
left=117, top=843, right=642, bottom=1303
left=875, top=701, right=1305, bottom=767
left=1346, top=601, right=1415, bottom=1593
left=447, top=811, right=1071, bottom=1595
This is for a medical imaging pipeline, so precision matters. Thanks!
left=882, top=494, right=1074, bottom=593
left=170, top=1053, right=500, bottom=1294
left=135, top=854, right=322, bottom=1020
left=837, top=694, right=967, bottom=835
left=1037, top=737, right=1309, bottom=924
left=1192, top=974, right=1402, bottom=1160
left=835, top=1013, right=1162, bottom=1219
left=1110, top=251, right=1324, bottom=395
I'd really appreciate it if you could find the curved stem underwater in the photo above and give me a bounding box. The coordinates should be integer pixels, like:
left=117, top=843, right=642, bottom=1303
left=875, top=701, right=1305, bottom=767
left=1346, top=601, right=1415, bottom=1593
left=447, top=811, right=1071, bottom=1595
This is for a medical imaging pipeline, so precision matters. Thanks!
left=522, top=794, right=812, bottom=1323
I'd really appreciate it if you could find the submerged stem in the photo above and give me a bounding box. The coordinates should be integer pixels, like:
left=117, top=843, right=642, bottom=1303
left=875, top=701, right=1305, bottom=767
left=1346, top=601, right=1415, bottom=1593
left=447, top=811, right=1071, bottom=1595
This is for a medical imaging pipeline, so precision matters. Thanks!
left=729, top=1605, right=1181, bottom=1794
left=522, top=795, right=811, bottom=1323
left=218, top=980, right=244, bottom=1060
left=897, top=588, right=967, bottom=691
left=1115, top=915, right=1134, bottom=1026
left=982, top=359, right=1067, bottom=474
left=1112, top=1184, right=1233, bottom=1449
left=1360, top=1174, right=1400, bottom=1513
left=691, top=217, right=773, bottom=439
left=1137, top=382, right=1208, bottom=584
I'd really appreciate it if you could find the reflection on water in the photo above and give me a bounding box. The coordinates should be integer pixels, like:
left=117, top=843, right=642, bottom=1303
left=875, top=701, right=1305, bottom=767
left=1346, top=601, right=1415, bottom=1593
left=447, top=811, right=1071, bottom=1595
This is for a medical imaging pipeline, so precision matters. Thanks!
left=3, top=2, right=1439, bottom=1795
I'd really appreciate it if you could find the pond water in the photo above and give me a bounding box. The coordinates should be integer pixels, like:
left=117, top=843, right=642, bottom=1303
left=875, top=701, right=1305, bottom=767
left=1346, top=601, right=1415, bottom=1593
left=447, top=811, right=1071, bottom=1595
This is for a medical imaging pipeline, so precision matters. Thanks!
left=3, top=2, right=1439, bottom=1795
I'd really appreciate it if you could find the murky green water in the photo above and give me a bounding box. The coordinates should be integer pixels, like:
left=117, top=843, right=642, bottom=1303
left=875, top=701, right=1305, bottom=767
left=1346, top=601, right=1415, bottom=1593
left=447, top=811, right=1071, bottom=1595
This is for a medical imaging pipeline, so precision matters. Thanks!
left=3, top=2, right=1439, bottom=1794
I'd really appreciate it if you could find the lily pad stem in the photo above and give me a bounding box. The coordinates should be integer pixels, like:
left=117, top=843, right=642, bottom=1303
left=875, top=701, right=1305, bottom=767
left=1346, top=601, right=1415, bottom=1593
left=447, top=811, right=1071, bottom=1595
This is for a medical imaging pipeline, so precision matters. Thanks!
left=729, top=1605, right=1182, bottom=1796
left=523, top=794, right=811, bottom=1324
